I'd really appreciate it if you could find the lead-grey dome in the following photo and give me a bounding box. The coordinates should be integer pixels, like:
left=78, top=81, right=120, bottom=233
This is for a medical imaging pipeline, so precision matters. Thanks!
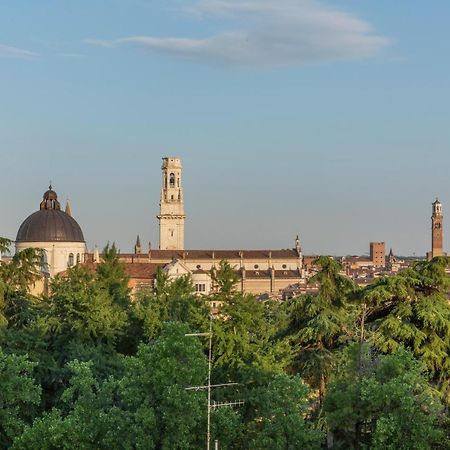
left=16, top=186, right=85, bottom=243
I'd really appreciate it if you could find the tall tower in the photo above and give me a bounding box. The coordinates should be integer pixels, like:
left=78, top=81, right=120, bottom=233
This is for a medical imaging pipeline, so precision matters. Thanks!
left=158, top=157, right=185, bottom=250
left=430, top=198, right=443, bottom=259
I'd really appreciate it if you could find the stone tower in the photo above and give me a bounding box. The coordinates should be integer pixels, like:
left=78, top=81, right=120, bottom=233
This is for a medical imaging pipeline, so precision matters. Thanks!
left=430, top=198, right=443, bottom=259
left=158, top=157, right=185, bottom=250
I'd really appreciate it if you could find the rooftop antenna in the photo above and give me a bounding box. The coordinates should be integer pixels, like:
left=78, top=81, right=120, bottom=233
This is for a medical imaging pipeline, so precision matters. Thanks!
left=185, top=315, right=244, bottom=450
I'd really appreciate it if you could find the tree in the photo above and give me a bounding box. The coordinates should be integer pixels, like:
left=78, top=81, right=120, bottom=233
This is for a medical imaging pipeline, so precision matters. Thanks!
left=0, top=237, right=11, bottom=255
left=245, top=374, right=323, bottom=450
left=37, top=265, right=128, bottom=347
left=324, top=346, right=445, bottom=450
left=286, top=256, right=357, bottom=401
left=0, top=349, right=41, bottom=448
left=0, top=239, right=44, bottom=330
left=1, top=248, right=45, bottom=293
left=213, top=294, right=291, bottom=376
left=211, top=260, right=239, bottom=298
left=95, top=243, right=130, bottom=308
left=134, top=267, right=209, bottom=340
left=362, top=257, right=450, bottom=402
left=14, top=322, right=207, bottom=450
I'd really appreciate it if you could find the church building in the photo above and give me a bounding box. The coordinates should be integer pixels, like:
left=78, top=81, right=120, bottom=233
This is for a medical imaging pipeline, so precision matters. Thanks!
left=13, top=157, right=307, bottom=298
left=101, top=156, right=306, bottom=297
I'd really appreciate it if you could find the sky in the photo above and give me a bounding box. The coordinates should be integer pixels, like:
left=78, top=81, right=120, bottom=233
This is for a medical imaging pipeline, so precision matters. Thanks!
left=1, top=0, right=450, bottom=256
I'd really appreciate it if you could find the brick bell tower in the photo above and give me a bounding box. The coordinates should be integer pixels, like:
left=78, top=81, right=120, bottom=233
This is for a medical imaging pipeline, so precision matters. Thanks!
left=158, top=157, right=185, bottom=250
left=428, top=198, right=443, bottom=260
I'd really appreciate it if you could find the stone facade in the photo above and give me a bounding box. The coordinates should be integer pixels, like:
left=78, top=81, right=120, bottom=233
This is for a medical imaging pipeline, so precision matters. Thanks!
left=15, top=240, right=86, bottom=277
left=157, top=157, right=185, bottom=250
left=111, top=247, right=305, bottom=297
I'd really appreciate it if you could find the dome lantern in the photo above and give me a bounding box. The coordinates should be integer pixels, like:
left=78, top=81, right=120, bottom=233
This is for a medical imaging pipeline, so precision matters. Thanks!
left=39, top=185, right=61, bottom=211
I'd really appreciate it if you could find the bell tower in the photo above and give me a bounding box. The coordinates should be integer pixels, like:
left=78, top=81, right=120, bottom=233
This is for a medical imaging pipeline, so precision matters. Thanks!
left=430, top=198, right=443, bottom=259
left=158, top=157, right=185, bottom=250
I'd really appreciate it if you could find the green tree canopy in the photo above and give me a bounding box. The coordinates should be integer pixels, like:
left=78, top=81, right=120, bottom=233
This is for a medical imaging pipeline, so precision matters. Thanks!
left=14, top=322, right=207, bottom=450
left=0, top=349, right=41, bottom=448
left=286, top=256, right=357, bottom=400
left=324, top=346, right=445, bottom=450
left=362, top=257, right=450, bottom=400
left=210, top=260, right=240, bottom=298
left=37, top=265, right=128, bottom=347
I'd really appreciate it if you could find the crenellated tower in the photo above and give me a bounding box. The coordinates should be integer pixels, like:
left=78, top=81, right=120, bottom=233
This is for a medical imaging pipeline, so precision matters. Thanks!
left=157, top=157, right=185, bottom=250
left=430, top=198, right=443, bottom=259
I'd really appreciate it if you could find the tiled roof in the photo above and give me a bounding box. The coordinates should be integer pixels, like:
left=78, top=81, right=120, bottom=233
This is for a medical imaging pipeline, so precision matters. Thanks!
left=125, top=263, right=160, bottom=279
left=118, top=249, right=300, bottom=260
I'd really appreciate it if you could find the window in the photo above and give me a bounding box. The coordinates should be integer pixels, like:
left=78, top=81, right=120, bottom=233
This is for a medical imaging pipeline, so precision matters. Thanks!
left=169, top=173, right=175, bottom=188
left=76, top=253, right=81, bottom=264
left=196, top=264, right=201, bottom=269
left=40, top=252, right=48, bottom=271
left=68, top=253, right=74, bottom=267
left=254, top=264, right=259, bottom=269
left=282, top=264, right=287, bottom=269
left=195, top=284, right=206, bottom=293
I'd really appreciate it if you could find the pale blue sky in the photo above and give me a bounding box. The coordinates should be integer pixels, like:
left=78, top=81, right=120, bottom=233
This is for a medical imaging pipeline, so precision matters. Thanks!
left=1, top=1, right=449, bottom=256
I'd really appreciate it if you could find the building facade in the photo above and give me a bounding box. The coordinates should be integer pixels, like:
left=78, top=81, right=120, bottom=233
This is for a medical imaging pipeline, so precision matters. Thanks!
left=369, top=241, right=385, bottom=268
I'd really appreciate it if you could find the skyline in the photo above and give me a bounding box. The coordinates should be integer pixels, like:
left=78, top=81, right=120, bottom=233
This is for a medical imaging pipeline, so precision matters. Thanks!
left=2, top=1, right=450, bottom=255
left=4, top=158, right=445, bottom=258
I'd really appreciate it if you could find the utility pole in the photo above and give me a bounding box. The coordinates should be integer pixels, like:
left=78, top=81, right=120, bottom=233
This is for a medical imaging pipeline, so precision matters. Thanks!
left=185, top=315, right=244, bottom=450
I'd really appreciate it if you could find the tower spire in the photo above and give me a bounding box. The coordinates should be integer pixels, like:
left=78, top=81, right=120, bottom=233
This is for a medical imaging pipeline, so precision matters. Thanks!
left=65, top=199, right=72, bottom=217
left=135, top=235, right=142, bottom=255
left=157, top=157, right=186, bottom=250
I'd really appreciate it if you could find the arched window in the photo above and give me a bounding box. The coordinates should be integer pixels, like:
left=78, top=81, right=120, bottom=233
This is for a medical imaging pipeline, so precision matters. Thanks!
left=68, top=253, right=74, bottom=267
left=76, top=253, right=81, bottom=264
left=40, top=251, right=48, bottom=272
left=169, top=173, right=175, bottom=188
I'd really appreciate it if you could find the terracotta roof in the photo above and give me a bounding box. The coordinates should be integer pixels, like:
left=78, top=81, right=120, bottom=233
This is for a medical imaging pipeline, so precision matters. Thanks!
left=125, top=263, right=160, bottom=279
left=146, top=249, right=299, bottom=260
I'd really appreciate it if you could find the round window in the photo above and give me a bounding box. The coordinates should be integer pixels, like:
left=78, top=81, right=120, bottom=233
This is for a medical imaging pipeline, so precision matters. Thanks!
left=254, top=264, right=259, bottom=269
left=282, top=264, right=287, bottom=269
left=196, top=265, right=201, bottom=269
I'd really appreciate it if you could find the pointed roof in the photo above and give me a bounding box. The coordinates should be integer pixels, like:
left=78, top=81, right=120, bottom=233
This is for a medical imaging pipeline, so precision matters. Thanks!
left=433, top=197, right=441, bottom=205
left=65, top=199, right=72, bottom=217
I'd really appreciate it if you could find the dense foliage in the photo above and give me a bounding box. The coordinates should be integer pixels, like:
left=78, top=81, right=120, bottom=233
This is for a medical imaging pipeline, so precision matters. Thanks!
left=1, top=241, right=450, bottom=449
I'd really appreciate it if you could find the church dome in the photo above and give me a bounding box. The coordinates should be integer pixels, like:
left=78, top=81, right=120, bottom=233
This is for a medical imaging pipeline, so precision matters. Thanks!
left=16, top=186, right=85, bottom=243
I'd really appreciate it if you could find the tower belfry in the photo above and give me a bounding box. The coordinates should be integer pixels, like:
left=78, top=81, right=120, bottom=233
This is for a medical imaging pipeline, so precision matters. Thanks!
left=157, top=157, right=185, bottom=250
left=429, top=198, right=444, bottom=260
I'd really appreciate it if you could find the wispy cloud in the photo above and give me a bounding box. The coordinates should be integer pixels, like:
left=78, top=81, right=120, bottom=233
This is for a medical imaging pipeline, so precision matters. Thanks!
left=0, top=44, right=39, bottom=59
left=87, top=0, right=389, bottom=68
